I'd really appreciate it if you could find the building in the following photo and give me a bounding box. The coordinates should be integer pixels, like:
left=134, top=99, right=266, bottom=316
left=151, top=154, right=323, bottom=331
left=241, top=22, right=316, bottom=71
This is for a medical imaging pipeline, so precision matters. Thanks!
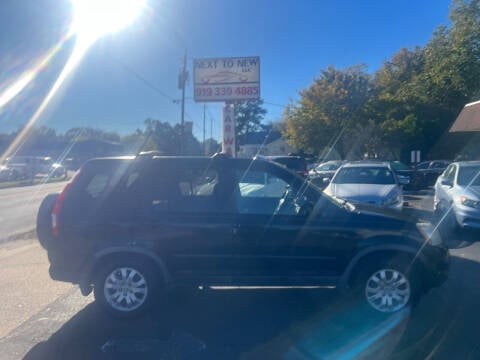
left=236, top=129, right=296, bottom=158
left=446, top=100, right=480, bottom=160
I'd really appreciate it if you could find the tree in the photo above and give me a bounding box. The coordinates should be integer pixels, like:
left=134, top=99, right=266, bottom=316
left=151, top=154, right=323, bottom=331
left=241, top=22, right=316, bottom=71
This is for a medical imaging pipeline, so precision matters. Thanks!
left=369, top=47, right=427, bottom=158
left=121, top=129, right=157, bottom=154
left=63, top=127, right=120, bottom=142
left=140, top=118, right=202, bottom=155
left=234, top=99, right=267, bottom=136
left=202, top=138, right=220, bottom=155
left=283, top=65, right=371, bottom=158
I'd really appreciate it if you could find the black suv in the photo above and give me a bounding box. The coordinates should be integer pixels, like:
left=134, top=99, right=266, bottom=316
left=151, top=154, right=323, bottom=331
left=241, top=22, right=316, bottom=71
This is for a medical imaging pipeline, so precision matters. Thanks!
left=37, top=154, right=449, bottom=317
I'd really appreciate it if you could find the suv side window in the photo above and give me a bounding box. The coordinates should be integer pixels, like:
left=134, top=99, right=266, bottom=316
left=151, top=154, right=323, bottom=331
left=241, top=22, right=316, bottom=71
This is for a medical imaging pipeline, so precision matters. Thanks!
left=169, top=166, right=232, bottom=213
left=235, top=168, right=297, bottom=215
left=178, top=168, right=218, bottom=197
left=86, top=174, right=109, bottom=198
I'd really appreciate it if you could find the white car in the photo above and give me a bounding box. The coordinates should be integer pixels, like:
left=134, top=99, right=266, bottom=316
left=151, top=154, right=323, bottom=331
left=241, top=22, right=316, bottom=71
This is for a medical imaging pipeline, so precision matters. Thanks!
left=324, top=162, right=404, bottom=211
left=434, top=161, right=480, bottom=231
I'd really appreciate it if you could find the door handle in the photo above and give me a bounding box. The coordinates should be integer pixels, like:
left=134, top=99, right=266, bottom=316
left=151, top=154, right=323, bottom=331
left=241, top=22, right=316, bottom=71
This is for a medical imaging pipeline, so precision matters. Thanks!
left=232, top=224, right=241, bottom=235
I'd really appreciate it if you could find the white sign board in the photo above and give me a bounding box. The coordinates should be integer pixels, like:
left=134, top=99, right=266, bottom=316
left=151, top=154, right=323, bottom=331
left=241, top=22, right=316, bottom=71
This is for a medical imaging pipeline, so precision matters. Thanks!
left=410, top=150, right=421, bottom=163
left=222, top=104, right=236, bottom=156
left=194, top=57, right=260, bottom=102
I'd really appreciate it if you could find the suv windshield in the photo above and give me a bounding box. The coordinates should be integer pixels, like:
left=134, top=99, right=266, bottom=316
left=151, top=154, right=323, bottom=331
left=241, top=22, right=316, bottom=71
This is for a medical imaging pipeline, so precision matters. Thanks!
left=390, top=161, right=411, bottom=171
left=457, top=166, right=480, bottom=186
left=316, top=163, right=340, bottom=171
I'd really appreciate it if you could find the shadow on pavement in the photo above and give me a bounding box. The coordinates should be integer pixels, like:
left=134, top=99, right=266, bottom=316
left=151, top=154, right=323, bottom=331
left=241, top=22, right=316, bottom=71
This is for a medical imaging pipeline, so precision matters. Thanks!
left=21, top=253, right=480, bottom=360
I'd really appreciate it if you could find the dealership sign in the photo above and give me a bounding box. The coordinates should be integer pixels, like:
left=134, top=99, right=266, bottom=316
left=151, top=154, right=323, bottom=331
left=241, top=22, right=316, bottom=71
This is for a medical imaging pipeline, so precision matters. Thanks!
left=193, top=56, right=260, bottom=102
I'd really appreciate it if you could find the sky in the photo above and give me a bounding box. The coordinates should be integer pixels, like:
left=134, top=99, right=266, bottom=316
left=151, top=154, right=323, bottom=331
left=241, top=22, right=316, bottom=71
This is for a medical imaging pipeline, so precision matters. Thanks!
left=0, top=0, right=452, bottom=141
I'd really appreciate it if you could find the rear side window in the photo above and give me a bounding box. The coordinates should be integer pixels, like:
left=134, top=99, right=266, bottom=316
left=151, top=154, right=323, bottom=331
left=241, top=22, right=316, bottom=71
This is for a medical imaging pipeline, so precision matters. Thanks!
left=85, top=174, right=109, bottom=198
left=70, top=160, right=131, bottom=202
left=178, top=168, right=218, bottom=197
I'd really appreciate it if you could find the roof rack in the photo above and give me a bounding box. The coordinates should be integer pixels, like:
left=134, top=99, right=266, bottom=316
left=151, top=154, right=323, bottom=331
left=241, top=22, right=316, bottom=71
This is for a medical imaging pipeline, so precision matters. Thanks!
left=136, top=150, right=164, bottom=158
left=211, top=152, right=232, bottom=159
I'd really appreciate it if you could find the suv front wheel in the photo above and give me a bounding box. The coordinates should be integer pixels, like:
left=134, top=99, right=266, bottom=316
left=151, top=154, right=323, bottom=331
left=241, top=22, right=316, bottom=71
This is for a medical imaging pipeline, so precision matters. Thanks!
left=352, top=257, right=421, bottom=313
left=94, top=259, right=161, bottom=317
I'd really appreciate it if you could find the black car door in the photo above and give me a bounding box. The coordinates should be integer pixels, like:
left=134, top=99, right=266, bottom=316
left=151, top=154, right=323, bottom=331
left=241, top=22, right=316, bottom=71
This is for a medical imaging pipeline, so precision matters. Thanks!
left=231, top=161, right=357, bottom=283
left=147, top=159, right=237, bottom=281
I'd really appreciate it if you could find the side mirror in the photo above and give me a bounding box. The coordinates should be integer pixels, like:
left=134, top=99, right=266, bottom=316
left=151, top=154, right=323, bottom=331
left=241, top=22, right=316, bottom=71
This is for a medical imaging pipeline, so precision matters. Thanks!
left=398, top=176, right=410, bottom=186
left=441, top=178, right=453, bottom=187
left=322, top=177, right=330, bottom=184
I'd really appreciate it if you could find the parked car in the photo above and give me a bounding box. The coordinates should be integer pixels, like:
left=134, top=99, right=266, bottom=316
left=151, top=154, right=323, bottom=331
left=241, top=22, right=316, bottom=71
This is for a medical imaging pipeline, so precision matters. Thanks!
left=0, top=164, right=20, bottom=181
left=308, top=160, right=344, bottom=188
left=434, top=161, right=480, bottom=233
left=265, top=155, right=308, bottom=177
left=416, top=160, right=451, bottom=189
left=37, top=154, right=448, bottom=317
left=324, top=162, right=405, bottom=211
left=4, top=156, right=67, bottom=180
left=387, top=161, right=414, bottom=189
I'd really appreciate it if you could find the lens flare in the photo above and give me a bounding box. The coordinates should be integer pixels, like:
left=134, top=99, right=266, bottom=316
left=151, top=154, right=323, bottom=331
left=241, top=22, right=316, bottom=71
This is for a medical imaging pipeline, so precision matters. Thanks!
left=70, top=0, right=146, bottom=47
left=0, top=40, right=65, bottom=110
left=1, top=0, right=146, bottom=165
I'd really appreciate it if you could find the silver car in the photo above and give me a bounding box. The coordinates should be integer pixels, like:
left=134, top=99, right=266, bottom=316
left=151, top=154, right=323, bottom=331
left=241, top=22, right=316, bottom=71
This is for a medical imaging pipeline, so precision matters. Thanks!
left=324, top=162, right=404, bottom=211
left=434, top=161, right=480, bottom=230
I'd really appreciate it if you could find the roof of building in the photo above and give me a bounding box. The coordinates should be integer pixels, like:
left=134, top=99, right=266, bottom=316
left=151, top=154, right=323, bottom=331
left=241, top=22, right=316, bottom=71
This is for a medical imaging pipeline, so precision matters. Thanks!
left=450, top=100, right=480, bottom=132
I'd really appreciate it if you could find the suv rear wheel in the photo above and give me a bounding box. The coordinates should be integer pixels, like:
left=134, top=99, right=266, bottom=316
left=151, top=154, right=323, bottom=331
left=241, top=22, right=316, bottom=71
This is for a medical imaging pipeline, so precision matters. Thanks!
left=94, top=259, right=161, bottom=317
left=352, top=257, right=421, bottom=313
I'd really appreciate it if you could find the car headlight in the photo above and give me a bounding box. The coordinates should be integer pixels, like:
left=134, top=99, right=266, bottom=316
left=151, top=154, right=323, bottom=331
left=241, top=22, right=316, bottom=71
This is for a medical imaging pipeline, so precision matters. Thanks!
left=383, top=194, right=401, bottom=206
left=460, top=195, right=480, bottom=209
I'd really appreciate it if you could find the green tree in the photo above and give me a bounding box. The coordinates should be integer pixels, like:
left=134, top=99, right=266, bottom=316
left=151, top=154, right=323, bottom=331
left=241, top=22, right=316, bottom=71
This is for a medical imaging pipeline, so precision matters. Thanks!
left=202, top=138, right=220, bottom=155
left=370, top=47, right=426, bottom=158
left=234, top=99, right=267, bottom=136
left=141, top=118, right=202, bottom=155
left=63, top=127, right=121, bottom=142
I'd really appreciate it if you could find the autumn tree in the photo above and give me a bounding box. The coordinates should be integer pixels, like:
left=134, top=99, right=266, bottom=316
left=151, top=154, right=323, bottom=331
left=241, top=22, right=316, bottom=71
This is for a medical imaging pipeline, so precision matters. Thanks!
left=283, top=65, right=371, bottom=159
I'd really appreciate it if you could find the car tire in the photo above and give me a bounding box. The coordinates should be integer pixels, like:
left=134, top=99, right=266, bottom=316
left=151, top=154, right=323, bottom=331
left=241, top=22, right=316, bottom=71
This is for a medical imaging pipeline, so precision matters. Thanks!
left=94, top=259, right=162, bottom=318
left=36, top=193, right=59, bottom=249
left=352, top=256, right=422, bottom=313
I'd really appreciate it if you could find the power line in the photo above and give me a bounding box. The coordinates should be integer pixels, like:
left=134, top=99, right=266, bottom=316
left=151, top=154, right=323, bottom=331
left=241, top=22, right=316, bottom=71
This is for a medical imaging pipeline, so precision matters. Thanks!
left=263, top=101, right=286, bottom=108
left=117, top=61, right=176, bottom=103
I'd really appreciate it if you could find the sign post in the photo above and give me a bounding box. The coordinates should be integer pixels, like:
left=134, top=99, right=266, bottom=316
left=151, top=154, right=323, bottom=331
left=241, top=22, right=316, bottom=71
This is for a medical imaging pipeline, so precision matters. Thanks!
left=222, top=103, right=236, bottom=156
left=410, top=150, right=421, bottom=164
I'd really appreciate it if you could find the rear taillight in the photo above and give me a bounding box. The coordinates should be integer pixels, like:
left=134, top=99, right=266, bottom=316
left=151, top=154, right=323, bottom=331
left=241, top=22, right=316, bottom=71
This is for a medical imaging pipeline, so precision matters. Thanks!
left=51, top=169, right=84, bottom=236
left=51, top=183, right=72, bottom=236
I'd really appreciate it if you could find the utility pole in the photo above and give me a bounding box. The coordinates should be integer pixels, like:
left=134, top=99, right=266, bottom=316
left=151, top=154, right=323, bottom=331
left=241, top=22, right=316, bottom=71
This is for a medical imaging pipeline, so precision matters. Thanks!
left=210, top=116, right=213, bottom=154
left=203, top=104, right=206, bottom=155
left=179, top=52, right=188, bottom=155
